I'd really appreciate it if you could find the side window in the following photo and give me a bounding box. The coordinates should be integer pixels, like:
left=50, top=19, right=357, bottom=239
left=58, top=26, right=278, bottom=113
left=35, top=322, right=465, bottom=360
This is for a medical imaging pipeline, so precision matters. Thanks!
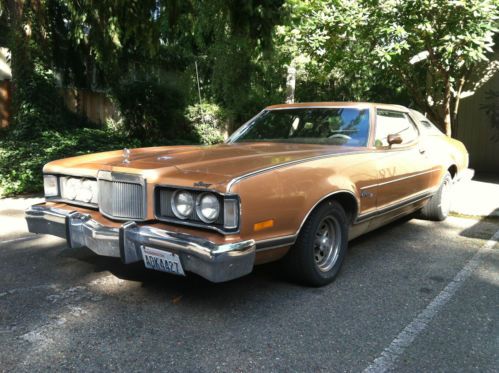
left=375, top=110, right=419, bottom=147
left=420, top=120, right=443, bottom=135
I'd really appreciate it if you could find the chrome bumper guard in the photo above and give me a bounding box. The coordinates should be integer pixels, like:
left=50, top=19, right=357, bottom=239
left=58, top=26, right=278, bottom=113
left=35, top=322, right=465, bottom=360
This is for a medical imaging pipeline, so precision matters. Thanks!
left=25, top=204, right=255, bottom=283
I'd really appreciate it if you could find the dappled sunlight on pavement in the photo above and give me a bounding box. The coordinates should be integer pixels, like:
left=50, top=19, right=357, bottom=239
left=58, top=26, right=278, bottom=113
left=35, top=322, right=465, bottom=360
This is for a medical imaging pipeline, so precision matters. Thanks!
left=0, top=195, right=43, bottom=238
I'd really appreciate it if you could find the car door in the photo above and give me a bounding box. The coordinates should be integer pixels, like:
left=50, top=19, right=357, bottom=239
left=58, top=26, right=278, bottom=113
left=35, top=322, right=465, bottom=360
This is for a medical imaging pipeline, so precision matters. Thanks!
left=367, top=108, right=436, bottom=215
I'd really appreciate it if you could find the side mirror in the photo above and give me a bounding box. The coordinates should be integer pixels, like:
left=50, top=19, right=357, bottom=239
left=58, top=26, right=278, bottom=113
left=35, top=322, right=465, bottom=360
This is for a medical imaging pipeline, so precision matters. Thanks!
left=387, top=134, right=403, bottom=146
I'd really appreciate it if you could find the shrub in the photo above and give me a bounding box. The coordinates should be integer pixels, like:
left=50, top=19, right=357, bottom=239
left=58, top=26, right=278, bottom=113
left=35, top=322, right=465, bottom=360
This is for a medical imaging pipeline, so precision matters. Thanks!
left=185, top=103, right=227, bottom=145
left=113, top=79, right=188, bottom=141
left=0, top=128, right=140, bottom=196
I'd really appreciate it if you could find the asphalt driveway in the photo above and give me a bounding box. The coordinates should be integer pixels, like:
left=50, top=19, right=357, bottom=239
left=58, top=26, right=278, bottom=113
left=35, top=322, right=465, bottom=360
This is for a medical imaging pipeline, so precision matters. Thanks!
left=0, top=193, right=498, bottom=372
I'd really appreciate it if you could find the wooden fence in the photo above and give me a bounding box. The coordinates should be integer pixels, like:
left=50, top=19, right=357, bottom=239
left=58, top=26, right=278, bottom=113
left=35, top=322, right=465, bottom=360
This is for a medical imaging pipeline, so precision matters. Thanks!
left=61, top=88, right=120, bottom=125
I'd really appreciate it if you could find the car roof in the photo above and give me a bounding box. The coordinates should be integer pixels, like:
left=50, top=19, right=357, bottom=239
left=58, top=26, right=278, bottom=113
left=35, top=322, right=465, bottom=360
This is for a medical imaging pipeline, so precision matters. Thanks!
left=265, top=102, right=409, bottom=112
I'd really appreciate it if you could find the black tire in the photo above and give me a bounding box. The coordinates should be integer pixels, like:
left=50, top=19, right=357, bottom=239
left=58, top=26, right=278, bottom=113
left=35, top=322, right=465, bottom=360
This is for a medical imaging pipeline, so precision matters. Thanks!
left=420, top=171, right=453, bottom=221
left=283, top=200, right=349, bottom=286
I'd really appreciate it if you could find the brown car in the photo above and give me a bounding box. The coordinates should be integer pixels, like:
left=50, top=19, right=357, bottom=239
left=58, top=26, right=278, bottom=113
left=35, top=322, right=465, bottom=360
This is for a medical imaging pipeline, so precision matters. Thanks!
left=26, top=102, right=472, bottom=286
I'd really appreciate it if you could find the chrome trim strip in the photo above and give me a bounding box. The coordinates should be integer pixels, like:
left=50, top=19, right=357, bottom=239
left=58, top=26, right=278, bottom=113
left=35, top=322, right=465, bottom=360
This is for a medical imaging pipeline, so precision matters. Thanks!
left=45, top=197, right=98, bottom=210
left=360, top=168, right=440, bottom=190
left=294, top=190, right=360, bottom=235
left=255, top=235, right=297, bottom=251
left=226, top=151, right=369, bottom=192
left=356, top=190, right=435, bottom=223
left=267, top=105, right=373, bottom=110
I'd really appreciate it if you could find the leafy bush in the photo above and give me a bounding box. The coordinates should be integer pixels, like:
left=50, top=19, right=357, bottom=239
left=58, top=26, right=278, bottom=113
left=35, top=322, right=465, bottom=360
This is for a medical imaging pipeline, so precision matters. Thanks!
left=8, top=63, right=74, bottom=139
left=185, top=103, right=227, bottom=145
left=0, top=128, right=140, bottom=196
left=113, top=79, right=189, bottom=141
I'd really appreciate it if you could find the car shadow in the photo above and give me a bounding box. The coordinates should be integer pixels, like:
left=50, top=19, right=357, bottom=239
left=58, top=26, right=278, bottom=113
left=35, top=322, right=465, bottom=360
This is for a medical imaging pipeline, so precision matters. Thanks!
left=459, top=212, right=499, bottom=240
left=57, top=215, right=417, bottom=298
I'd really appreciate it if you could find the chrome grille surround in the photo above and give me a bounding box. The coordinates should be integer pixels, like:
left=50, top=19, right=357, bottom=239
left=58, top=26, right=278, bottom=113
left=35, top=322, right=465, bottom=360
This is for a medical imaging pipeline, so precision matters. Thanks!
left=97, top=171, right=147, bottom=221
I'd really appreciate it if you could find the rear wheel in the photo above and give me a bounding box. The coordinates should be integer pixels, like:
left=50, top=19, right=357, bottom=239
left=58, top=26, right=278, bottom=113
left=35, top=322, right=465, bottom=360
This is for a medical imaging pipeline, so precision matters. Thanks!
left=420, top=171, right=453, bottom=221
left=284, top=201, right=348, bottom=286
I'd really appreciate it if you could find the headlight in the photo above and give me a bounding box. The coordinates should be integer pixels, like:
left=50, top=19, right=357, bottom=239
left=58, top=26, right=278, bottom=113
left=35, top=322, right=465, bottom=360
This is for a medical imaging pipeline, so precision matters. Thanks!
left=171, top=190, right=194, bottom=219
left=60, top=177, right=98, bottom=204
left=61, top=177, right=81, bottom=200
left=76, top=179, right=99, bottom=203
left=43, top=175, right=59, bottom=197
left=196, top=193, right=220, bottom=223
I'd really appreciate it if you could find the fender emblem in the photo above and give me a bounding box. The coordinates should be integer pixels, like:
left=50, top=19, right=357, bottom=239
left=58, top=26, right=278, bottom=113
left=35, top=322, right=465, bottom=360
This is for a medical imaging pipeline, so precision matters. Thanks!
left=361, top=190, right=374, bottom=198
left=194, top=181, right=212, bottom=188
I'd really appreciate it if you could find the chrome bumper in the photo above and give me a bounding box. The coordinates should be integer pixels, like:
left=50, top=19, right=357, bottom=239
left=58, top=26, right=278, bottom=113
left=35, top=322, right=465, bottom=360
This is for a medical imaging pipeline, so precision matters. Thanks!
left=456, top=168, right=474, bottom=183
left=25, top=204, right=255, bottom=283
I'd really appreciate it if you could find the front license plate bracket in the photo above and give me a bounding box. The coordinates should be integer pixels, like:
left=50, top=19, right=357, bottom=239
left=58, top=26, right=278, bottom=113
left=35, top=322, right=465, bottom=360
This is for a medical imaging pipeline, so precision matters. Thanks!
left=141, top=246, right=185, bottom=276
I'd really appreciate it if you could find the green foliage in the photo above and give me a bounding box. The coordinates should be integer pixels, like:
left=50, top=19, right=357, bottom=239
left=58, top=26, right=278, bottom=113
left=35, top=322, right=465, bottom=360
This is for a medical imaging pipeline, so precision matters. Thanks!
left=185, top=103, right=226, bottom=145
left=113, top=78, right=188, bottom=141
left=0, top=128, right=140, bottom=196
left=2, top=0, right=499, bottom=196
left=286, top=0, right=499, bottom=135
left=8, top=63, right=74, bottom=139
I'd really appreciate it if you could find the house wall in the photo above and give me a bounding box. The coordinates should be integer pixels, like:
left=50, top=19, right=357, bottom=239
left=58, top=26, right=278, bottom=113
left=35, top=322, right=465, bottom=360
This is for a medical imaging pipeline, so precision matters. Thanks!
left=457, top=71, right=499, bottom=173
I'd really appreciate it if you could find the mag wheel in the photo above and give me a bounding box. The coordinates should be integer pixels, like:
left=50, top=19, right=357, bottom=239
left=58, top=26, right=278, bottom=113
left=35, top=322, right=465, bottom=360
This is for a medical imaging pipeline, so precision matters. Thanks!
left=284, top=201, right=348, bottom=286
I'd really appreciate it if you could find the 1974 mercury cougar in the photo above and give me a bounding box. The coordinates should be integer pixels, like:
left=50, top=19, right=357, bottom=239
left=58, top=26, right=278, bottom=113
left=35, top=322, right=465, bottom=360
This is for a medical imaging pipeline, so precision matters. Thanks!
left=26, top=102, right=472, bottom=286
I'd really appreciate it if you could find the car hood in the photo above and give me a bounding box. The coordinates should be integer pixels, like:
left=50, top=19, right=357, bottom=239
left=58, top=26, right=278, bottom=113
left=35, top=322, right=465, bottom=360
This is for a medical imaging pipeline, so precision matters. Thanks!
left=44, top=142, right=359, bottom=190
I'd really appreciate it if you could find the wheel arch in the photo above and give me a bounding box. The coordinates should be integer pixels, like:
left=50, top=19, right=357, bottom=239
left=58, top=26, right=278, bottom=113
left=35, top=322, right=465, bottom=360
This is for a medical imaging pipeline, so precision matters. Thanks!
left=447, top=164, right=458, bottom=179
left=296, top=190, right=359, bottom=235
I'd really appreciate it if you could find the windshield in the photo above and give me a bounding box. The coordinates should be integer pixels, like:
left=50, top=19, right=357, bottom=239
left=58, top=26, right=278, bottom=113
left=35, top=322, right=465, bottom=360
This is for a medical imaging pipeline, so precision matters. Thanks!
left=228, top=108, right=370, bottom=146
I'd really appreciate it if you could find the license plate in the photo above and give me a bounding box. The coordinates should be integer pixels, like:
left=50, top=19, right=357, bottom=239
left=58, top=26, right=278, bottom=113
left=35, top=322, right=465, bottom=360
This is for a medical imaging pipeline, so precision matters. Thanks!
left=141, top=246, right=185, bottom=276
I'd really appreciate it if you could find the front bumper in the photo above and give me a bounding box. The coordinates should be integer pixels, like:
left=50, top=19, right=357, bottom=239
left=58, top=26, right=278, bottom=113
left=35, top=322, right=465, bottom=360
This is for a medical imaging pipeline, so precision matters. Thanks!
left=455, top=168, right=474, bottom=183
left=25, top=204, right=255, bottom=283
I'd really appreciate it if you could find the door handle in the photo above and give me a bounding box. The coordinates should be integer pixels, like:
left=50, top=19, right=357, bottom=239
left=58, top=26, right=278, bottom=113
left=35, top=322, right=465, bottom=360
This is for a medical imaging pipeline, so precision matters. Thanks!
left=419, top=148, right=426, bottom=154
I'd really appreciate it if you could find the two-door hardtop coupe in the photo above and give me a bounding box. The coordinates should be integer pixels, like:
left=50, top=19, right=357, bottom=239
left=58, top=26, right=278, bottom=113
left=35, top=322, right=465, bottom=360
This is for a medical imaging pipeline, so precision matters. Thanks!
left=26, top=102, right=472, bottom=286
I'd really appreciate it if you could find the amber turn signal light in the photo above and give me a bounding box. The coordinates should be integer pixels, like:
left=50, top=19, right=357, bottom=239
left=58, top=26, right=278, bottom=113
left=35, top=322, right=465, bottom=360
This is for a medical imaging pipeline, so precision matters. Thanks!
left=254, top=219, right=274, bottom=231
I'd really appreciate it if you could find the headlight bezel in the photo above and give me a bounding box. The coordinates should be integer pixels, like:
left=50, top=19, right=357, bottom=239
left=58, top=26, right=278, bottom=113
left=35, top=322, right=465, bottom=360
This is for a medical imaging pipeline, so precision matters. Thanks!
left=155, top=185, right=240, bottom=234
left=44, top=174, right=99, bottom=209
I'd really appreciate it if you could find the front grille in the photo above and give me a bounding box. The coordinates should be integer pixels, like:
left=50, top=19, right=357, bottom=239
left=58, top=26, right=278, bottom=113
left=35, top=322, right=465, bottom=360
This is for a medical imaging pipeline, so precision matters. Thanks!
left=98, top=172, right=146, bottom=220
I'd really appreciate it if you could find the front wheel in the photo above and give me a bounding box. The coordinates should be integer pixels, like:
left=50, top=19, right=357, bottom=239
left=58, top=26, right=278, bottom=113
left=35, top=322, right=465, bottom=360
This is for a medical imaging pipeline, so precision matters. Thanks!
left=420, top=171, right=453, bottom=221
left=283, top=201, right=348, bottom=286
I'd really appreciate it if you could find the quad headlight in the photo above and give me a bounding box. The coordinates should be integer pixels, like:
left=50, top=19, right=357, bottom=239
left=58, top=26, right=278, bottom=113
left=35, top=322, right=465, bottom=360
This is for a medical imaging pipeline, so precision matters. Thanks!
left=171, top=190, right=195, bottom=219
left=157, top=187, right=239, bottom=233
left=196, top=193, right=221, bottom=223
left=60, top=176, right=98, bottom=204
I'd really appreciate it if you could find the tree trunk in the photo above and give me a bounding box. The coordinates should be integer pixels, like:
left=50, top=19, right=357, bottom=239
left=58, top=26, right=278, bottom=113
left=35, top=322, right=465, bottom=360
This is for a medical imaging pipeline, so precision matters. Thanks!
left=442, top=74, right=452, bottom=137
left=451, top=75, right=466, bottom=136
left=285, top=65, right=296, bottom=104
left=5, top=0, right=30, bottom=102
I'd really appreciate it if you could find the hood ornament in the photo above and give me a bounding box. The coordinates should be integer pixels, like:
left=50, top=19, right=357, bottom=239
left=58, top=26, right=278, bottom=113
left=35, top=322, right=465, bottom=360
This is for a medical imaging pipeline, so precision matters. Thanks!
left=122, top=148, right=130, bottom=164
